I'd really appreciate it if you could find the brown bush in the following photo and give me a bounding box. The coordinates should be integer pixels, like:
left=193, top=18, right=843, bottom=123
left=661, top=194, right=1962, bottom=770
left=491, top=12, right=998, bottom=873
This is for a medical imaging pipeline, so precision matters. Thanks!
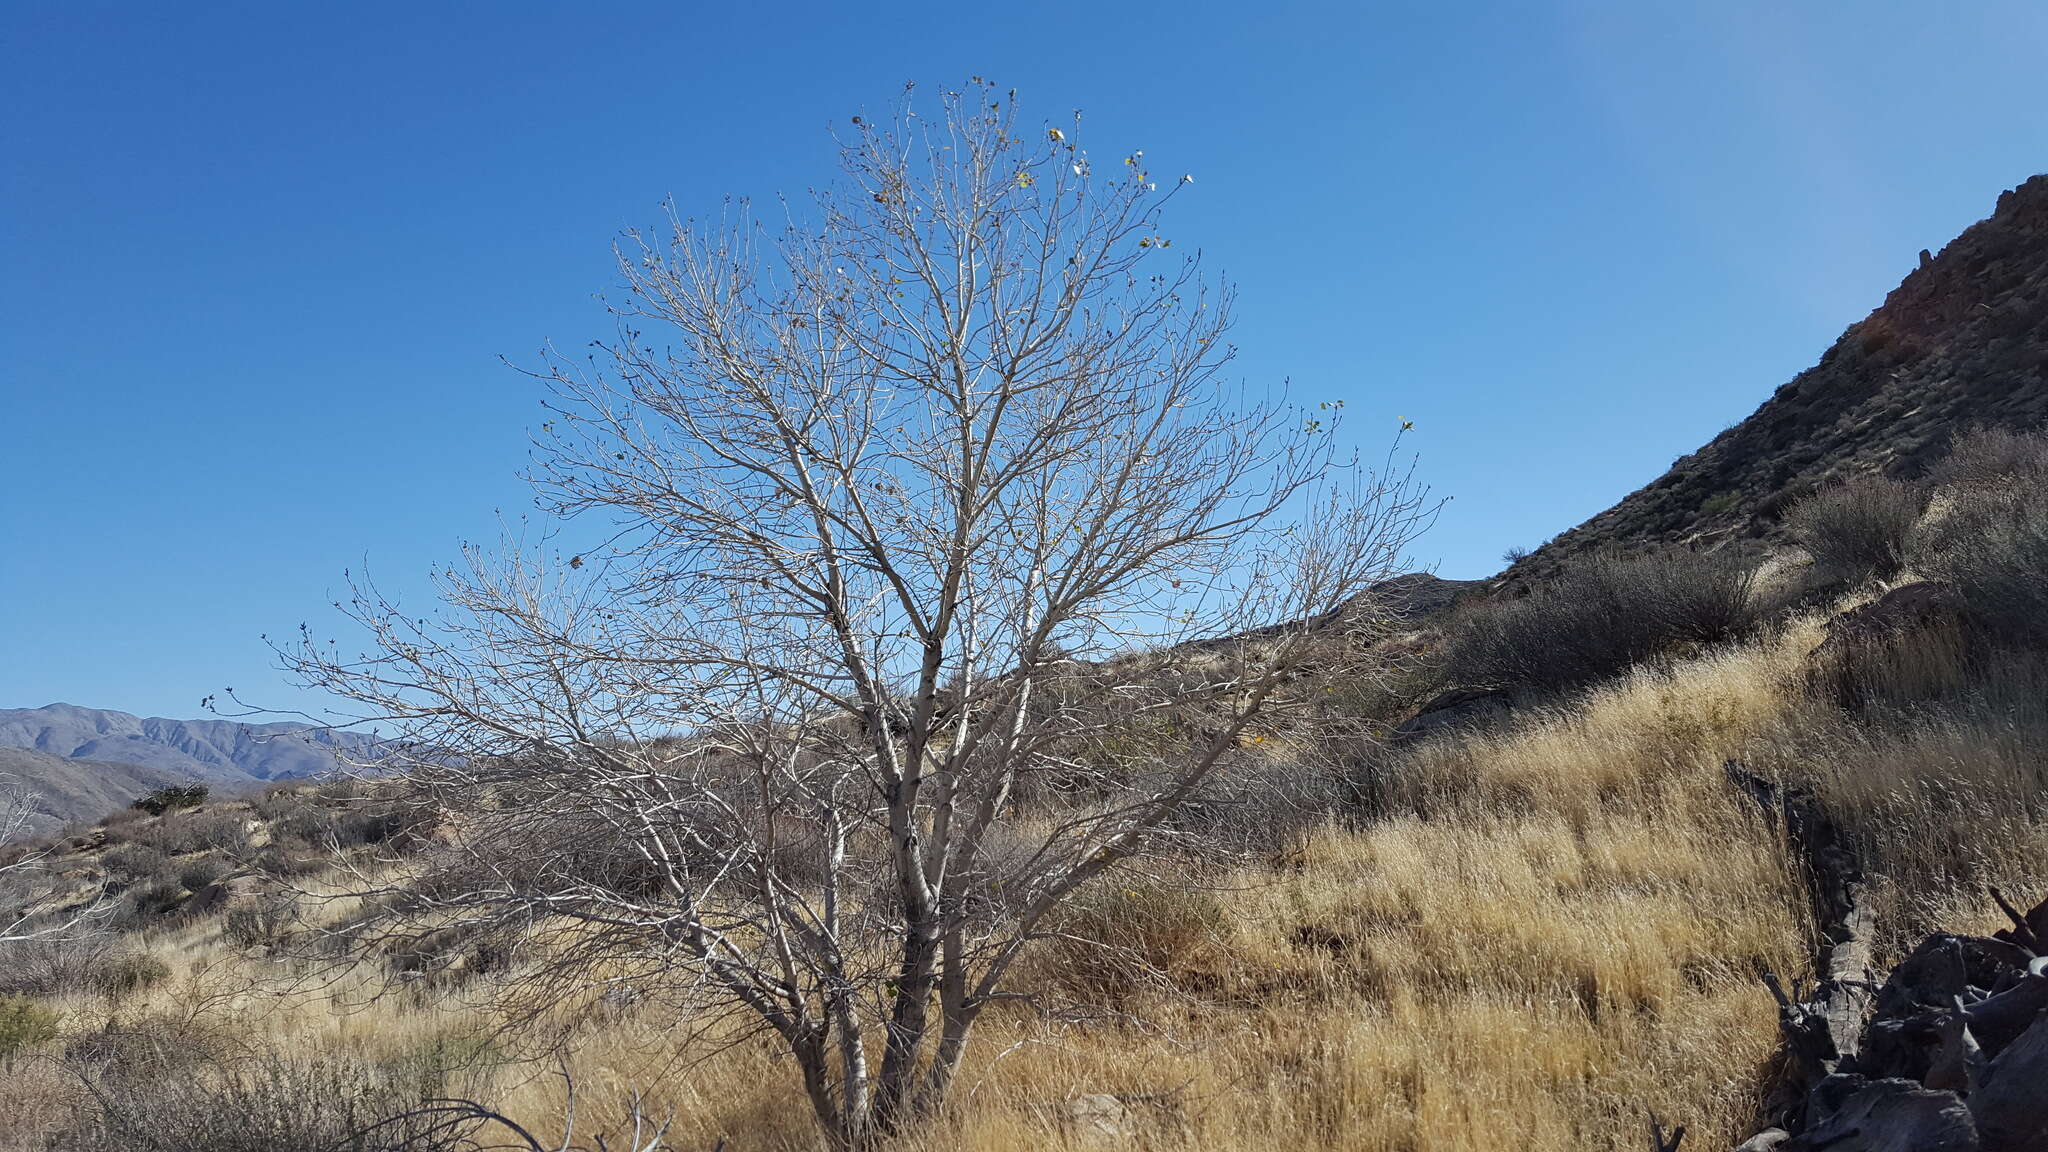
left=1927, top=425, right=2048, bottom=489
left=49, top=1041, right=483, bottom=1152
left=1785, top=473, right=1927, bottom=582
left=138, top=808, right=249, bottom=856
left=1442, top=547, right=1762, bottom=696
left=223, top=893, right=305, bottom=953
left=1035, top=875, right=1229, bottom=1006
left=177, top=854, right=232, bottom=893
left=111, top=879, right=189, bottom=930
left=1755, top=685, right=2048, bottom=952
left=0, top=935, right=167, bottom=999
left=1917, top=473, right=2048, bottom=652
left=102, top=843, right=172, bottom=886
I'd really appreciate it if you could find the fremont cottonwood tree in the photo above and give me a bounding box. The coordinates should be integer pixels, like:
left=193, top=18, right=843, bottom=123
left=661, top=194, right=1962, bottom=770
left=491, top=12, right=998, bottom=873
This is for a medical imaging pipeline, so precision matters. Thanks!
left=1, top=776, right=106, bottom=943
left=286, top=81, right=1434, bottom=1147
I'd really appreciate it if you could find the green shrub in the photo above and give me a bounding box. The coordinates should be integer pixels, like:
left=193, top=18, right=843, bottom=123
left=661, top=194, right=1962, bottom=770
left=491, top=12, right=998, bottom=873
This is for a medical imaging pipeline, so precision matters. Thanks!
left=131, top=785, right=208, bottom=817
left=0, top=994, right=61, bottom=1060
left=1786, top=474, right=1927, bottom=582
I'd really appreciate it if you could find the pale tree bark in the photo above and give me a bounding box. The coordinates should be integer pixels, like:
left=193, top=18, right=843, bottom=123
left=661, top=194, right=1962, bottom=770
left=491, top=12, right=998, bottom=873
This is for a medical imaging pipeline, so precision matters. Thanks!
left=1, top=776, right=108, bottom=943
left=281, top=80, right=1437, bottom=1149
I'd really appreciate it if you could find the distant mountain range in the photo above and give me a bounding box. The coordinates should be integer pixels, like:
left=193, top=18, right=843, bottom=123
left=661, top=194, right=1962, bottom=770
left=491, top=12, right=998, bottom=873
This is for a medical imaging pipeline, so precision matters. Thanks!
left=0, top=703, right=382, bottom=839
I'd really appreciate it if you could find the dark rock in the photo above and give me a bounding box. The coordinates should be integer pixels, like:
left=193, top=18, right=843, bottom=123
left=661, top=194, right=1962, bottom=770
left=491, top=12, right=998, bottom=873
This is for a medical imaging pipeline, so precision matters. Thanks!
left=1811, top=581, right=1966, bottom=662
left=1869, top=934, right=2032, bottom=1024
left=1804, top=1077, right=1980, bottom=1152
left=1973, top=1005, right=2048, bottom=1152
left=1389, top=687, right=1512, bottom=745
left=1965, top=975, right=2048, bottom=1060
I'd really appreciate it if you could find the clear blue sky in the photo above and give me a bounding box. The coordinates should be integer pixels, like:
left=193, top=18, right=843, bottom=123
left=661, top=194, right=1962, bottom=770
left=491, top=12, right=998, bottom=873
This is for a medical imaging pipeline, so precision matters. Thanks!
left=4, top=1, right=2045, bottom=721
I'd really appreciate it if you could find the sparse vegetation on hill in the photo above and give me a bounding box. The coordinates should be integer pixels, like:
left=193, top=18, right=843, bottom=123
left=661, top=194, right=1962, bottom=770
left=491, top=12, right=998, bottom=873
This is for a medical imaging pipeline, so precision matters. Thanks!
left=1513, top=174, right=2048, bottom=577
left=0, top=430, right=2039, bottom=1151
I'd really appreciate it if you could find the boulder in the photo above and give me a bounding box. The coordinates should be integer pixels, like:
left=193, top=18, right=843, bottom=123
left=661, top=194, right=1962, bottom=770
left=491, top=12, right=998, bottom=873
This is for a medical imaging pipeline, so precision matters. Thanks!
left=1974, top=1007, right=2048, bottom=1152
left=1389, top=687, right=1511, bottom=745
left=1810, top=580, right=1966, bottom=663
left=1061, top=1094, right=1132, bottom=1148
left=1804, top=1077, right=1979, bottom=1152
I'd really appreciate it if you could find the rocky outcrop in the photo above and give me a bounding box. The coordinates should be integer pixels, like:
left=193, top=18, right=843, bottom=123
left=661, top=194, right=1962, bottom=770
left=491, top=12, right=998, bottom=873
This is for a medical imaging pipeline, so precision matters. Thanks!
left=1388, top=686, right=1512, bottom=745
left=1811, top=581, right=1967, bottom=661
left=1728, top=889, right=2048, bottom=1152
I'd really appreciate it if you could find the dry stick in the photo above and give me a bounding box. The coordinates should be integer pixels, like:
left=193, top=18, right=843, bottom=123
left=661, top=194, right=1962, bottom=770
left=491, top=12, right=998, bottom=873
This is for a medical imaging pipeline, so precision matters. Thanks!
left=1647, top=1111, right=1686, bottom=1152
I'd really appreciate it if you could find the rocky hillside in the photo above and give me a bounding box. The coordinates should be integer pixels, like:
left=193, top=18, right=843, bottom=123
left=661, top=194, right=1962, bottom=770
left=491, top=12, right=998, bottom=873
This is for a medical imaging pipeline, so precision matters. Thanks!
left=1518, top=174, right=2048, bottom=572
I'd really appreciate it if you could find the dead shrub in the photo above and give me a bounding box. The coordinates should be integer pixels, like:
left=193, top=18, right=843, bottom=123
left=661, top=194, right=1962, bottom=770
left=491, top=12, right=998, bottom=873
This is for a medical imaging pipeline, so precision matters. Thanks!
left=138, top=808, right=249, bottom=856
left=51, top=1040, right=482, bottom=1152
left=1443, top=548, right=1762, bottom=695
left=177, top=854, right=232, bottom=893
left=1036, top=875, right=1229, bottom=1006
left=102, top=842, right=172, bottom=886
left=99, top=806, right=147, bottom=830
left=1808, top=602, right=1977, bottom=712
left=1751, top=671, right=2048, bottom=951
left=1170, top=753, right=1336, bottom=864
left=269, top=801, right=339, bottom=845
left=0, top=934, right=168, bottom=999
left=111, top=879, right=189, bottom=930
left=1927, top=425, right=2048, bottom=489
left=1785, top=474, right=1927, bottom=583
left=1917, top=476, right=2048, bottom=652
left=223, top=894, right=299, bottom=952
left=253, top=842, right=327, bottom=878
left=93, top=952, right=171, bottom=996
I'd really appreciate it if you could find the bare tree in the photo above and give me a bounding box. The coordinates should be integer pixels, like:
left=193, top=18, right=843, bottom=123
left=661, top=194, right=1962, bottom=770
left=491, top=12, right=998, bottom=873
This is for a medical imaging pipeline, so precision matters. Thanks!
left=1, top=775, right=106, bottom=943
left=284, top=80, right=1435, bottom=1148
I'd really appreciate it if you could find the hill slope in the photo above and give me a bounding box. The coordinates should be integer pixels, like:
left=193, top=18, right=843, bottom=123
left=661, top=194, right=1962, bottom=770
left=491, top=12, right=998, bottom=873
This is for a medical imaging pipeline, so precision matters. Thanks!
left=0, top=746, right=189, bottom=840
left=1520, top=173, right=2048, bottom=570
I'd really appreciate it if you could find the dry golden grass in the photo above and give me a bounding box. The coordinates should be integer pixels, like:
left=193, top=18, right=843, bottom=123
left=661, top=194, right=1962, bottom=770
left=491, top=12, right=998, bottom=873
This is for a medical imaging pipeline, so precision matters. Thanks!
left=15, top=612, right=2039, bottom=1151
